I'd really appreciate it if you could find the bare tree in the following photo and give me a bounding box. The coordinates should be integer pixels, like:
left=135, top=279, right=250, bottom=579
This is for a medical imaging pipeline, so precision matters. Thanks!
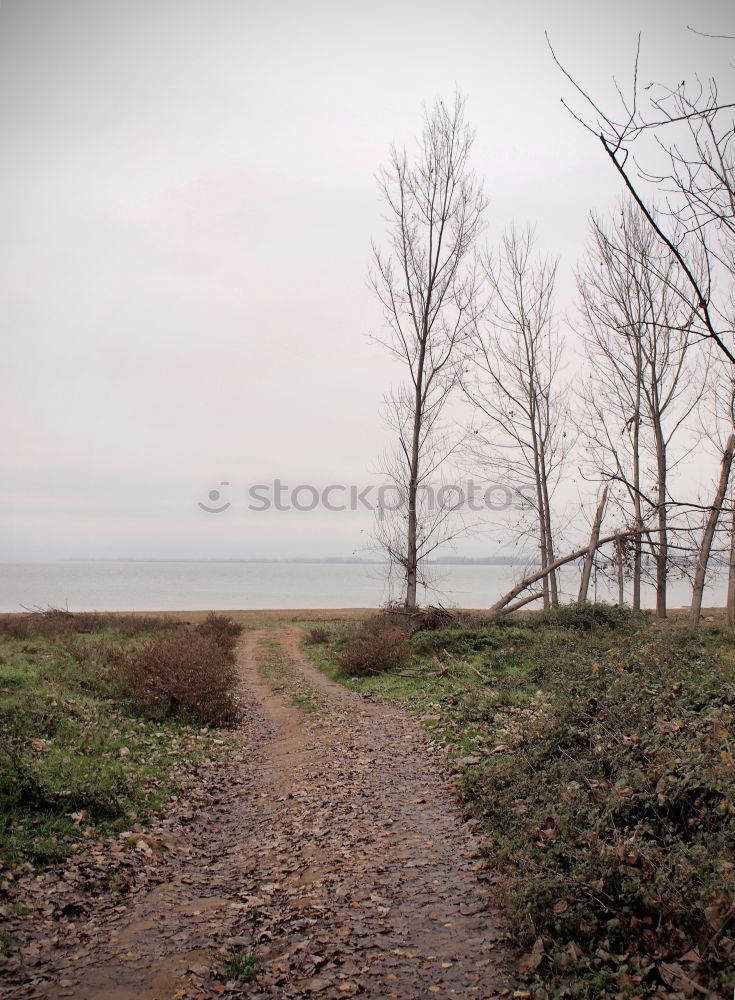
left=462, top=226, right=567, bottom=609
left=370, top=94, right=486, bottom=609
left=576, top=201, right=698, bottom=619
left=549, top=31, right=735, bottom=366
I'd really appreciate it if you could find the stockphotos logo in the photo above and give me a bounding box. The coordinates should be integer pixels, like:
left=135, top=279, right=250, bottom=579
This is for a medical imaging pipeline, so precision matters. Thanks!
left=197, top=480, right=533, bottom=516
left=197, top=482, right=232, bottom=513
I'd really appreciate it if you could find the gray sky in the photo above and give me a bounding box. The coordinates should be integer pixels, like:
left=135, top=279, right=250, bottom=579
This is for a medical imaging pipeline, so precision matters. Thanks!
left=2, top=0, right=733, bottom=561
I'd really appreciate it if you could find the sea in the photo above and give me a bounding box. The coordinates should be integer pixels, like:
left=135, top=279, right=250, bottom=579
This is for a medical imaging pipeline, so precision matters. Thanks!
left=0, top=561, right=727, bottom=613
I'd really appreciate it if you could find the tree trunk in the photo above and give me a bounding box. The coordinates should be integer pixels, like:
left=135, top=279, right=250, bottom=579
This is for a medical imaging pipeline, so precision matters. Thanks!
left=528, top=389, right=552, bottom=611
left=652, top=417, right=668, bottom=621
left=690, top=432, right=735, bottom=626
left=578, top=487, right=608, bottom=603
left=534, top=472, right=550, bottom=611
left=727, top=492, right=735, bottom=627
left=631, top=375, right=642, bottom=611
left=540, top=448, right=558, bottom=608
left=405, top=343, right=427, bottom=611
left=616, top=538, right=624, bottom=606
left=492, top=591, right=545, bottom=617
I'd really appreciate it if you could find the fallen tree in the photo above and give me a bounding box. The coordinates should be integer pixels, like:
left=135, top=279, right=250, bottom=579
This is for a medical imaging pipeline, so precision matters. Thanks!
left=488, top=520, right=637, bottom=619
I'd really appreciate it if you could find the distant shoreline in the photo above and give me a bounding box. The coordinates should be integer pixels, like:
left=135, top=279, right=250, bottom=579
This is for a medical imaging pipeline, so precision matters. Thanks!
left=56, top=556, right=536, bottom=567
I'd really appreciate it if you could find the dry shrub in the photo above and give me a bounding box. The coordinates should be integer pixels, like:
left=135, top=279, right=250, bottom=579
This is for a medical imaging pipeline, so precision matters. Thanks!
left=0, top=617, right=30, bottom=639
left=194, top=612, right=243, bottom=656
left=102, top=613, right=179, bottom=636
left=304, top=626, right=329, bottom=645
left=67, top=638, right=129, bottom=670
left=338, top=627, right=407, bottom=675
left=359, top=612, right=413, bottom=639
left=413, top=605, right=456, bottom=630
left=360, top=603, right=456, bottom=638
left=23, top=608, right=103, bottom=636
left=2, top=608, right=176, bottom=639
left=117, top=632, right=240, bottom=727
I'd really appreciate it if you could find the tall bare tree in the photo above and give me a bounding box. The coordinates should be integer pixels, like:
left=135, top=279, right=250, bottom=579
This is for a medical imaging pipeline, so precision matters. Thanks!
left=462, top=226, right=567, bottom=609
left=370, top=94, right=486, bottom=609
left=577, top=201, right=698, bottom=619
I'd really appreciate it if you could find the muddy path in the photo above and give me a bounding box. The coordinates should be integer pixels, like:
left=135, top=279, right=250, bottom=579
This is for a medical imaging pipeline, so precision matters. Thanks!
left=2, top=628, right=508, bottom=998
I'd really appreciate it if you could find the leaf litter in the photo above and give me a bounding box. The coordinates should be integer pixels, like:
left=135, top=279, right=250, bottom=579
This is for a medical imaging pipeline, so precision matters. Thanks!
left=1, top=626, right=508, bottom=998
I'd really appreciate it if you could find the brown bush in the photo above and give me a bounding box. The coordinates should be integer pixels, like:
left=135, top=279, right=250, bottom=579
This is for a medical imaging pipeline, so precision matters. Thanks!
left=3, top=608, right=176, bottom=639
left=194, top=612, right=243, bottom=656
left=116, top=633, right=240, bottom=727
left=67, top=638, right=128, bottom=668
left=358, top=612, right=413, bottom=638
left=100, top=613, right=179, bottom=637
left=304, top=626, right=329, bottom=645
left=0, top=617, right=30, bottom=639
left=359, top=604, right=456, bottom=638
left=338, top=627, right=407, bottom=675
left=415, top=604, right=456, bottom=630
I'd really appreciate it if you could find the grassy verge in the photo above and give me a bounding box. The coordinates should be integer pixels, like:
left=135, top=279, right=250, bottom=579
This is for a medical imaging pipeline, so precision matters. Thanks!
left=306, top=608, right=735, bottom=999
left=0, top=611, right=241, bottom=867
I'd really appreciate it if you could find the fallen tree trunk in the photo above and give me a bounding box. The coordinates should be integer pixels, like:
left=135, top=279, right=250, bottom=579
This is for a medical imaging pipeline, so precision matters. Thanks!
left=491, top=590, right=544, bottom=618
left=488, top=527, right=636, bottom=618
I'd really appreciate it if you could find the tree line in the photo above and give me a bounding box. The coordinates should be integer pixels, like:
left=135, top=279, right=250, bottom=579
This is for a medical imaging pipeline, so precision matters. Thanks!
left=369, top=37, right=735, bottom=624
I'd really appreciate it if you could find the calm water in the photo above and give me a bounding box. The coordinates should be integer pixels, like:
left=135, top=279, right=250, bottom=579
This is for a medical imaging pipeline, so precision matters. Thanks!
left=0, top=562, right=726, bottom=612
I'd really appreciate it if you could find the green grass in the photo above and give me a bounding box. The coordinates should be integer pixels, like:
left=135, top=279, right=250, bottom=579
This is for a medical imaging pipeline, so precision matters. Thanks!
left=306, top=610, right=735, bottom=998
left=291, top=694, right=318, bottom=713
left=258, top=640, right=323, bottom=717
left=306, top=621, right=544, bottom=760
left=0, top=621, right=224, bottom=866
left=224, top=945, right=259, bottom=982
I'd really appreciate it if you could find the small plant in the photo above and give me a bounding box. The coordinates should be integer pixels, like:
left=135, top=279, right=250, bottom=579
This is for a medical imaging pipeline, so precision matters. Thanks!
left=225, top=946, right=258, bottom=982
left=338, top=627, right=407, bottom=675
left=194, top=612, right=243, bottom=656
left=304, top=625, right=329, bottom=645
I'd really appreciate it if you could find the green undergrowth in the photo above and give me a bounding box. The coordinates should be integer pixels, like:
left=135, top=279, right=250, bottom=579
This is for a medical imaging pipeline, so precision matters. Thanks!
left=306, top=607, right=735, bottom=998
left=0, top=611, right=241, bottom=866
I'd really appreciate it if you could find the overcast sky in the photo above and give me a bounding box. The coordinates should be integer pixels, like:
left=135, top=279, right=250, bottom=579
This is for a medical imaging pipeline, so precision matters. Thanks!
left=1, top=0, right=733, bottom=561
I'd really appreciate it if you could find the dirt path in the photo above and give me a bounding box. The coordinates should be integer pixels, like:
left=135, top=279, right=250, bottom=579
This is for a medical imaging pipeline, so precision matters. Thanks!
left=2, top=628, right=508, bottom=999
